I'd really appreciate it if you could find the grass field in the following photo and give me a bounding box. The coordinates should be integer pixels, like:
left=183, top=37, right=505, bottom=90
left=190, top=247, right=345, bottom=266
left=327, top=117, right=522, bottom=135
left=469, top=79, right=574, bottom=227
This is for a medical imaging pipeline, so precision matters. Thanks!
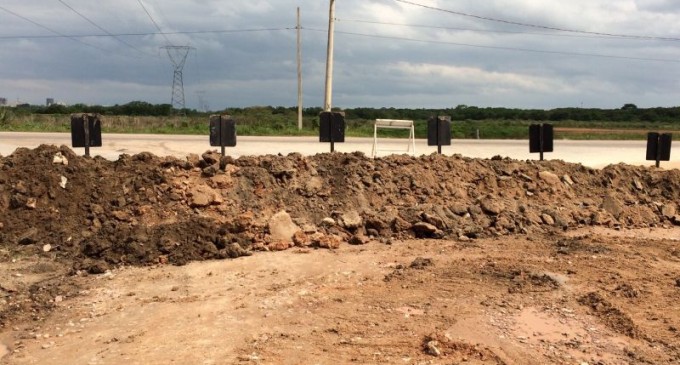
left=1, top=113, right=679, bottom=140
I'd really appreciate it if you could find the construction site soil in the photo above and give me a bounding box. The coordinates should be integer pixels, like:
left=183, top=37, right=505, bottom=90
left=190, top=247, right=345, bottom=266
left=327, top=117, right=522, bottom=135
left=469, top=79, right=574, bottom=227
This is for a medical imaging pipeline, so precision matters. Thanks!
left=0, top=145, right=679, bottom=364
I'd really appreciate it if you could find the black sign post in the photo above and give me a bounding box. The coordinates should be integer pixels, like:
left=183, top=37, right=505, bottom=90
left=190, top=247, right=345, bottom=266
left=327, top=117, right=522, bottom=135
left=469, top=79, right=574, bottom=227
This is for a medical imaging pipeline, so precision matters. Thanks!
left=70, top=113, right=102, bottom=157
left=319, top=111, right=345, bottom=153
left=646, top=132, right=672, bottom=168
left=529, top=123, right=554, bottom=161
left=427, top=116, right=452, bottom=154
left=209, top=115, right=237, bottom=156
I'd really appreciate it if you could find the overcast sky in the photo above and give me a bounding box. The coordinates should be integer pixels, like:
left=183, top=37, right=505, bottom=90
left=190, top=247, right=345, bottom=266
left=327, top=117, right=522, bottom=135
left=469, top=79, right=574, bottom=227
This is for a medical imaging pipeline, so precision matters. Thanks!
left=1, top=0, right=680, bottom=110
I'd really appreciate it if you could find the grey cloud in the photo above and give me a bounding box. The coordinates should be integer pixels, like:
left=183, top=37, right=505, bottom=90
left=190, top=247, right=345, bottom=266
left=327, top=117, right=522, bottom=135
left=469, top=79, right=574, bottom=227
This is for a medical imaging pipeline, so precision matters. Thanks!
left=1, top=0, right=680, bottom=109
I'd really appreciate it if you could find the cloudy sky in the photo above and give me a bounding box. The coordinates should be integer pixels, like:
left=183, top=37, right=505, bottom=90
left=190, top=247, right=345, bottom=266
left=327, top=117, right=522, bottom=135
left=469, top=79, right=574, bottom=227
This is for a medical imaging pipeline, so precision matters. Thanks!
left=1, top=0, right=680, bottom=110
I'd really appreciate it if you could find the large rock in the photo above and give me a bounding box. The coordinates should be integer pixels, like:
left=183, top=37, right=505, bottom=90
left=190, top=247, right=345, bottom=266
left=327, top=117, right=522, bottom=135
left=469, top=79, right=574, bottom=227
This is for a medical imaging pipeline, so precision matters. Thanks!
left=601, top=194, right=623, bottom=218
left=480, top=198, right=503, bottom=215
left=339, top=210, right=363, bottom=229
left=411, top=222, right=443, bottom=238
left=661, top=204, right=677, bottom=219
left=449, top=202, right=469, bottom=216
left=187, top=185, right=221, bottom=207
left=201, top=151, right=221, bottom=166
left=268, top=211, right=301, bottom=243
left=538, top=171, right=561, bottom=186
left=316, top=234, right=341, bottom=249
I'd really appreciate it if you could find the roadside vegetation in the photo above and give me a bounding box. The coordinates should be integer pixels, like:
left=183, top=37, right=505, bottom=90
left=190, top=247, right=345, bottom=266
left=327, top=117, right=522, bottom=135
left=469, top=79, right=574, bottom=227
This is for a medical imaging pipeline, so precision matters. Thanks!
left=1, top=101, right=680, bottom=139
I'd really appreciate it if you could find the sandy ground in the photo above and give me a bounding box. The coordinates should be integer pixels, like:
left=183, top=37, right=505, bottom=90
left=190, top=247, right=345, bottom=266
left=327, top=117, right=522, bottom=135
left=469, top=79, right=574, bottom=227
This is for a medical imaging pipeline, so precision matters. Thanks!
left=1, top=228, right=679, bottom=365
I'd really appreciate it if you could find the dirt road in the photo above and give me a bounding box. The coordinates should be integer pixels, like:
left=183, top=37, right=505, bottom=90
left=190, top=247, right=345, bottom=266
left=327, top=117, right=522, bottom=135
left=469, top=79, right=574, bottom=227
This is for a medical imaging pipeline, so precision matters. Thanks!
left=1, top=228, right=679, bottom=365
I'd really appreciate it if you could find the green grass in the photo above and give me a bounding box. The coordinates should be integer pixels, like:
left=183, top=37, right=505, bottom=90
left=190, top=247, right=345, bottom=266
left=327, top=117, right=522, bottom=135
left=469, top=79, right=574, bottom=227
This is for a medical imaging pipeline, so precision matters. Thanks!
left=1, top=113, right=679, bottom=140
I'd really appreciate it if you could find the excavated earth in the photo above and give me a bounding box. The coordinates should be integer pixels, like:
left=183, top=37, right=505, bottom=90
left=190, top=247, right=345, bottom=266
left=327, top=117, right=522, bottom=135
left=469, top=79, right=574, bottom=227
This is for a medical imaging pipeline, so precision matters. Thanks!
left=0, top=145, right=679, bottom=364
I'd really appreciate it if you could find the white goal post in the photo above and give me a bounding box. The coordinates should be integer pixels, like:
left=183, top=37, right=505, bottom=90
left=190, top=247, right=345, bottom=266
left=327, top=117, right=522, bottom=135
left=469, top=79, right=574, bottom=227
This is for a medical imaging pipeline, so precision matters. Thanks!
left=371, top=119, right=416, bottom=158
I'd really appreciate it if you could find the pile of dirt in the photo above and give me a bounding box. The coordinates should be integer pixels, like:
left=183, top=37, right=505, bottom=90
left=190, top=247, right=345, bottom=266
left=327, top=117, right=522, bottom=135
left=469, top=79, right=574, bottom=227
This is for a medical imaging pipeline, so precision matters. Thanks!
left=1, top=145, right=680, bottom=274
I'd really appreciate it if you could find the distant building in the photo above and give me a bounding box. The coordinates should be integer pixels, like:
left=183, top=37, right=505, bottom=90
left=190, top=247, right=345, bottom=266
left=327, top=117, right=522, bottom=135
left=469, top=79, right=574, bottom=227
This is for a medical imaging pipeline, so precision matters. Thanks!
left=46, top=98, right=55, bottom=106
left=0, top=97, right=6, bottom=106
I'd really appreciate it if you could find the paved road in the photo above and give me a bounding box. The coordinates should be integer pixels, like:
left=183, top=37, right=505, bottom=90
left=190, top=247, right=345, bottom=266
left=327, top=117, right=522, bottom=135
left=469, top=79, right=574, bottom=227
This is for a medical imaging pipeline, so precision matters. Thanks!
left=0, top=132, right=674, bottom=169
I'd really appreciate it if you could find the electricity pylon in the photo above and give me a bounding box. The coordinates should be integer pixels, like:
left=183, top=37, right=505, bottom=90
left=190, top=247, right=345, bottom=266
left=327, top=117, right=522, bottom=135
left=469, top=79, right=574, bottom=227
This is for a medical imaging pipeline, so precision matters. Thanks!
left=161, top=46, right=194, bottom=110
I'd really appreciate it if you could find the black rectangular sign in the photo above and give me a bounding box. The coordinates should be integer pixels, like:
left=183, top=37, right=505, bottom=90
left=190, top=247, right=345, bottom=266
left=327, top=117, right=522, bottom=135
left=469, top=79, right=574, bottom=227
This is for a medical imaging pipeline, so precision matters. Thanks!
left=319, top=111, right=345, bottom=143
left=647, top=132, right=672, bottom=162
left=529, top=124, right=542, bottom=153
left=71, top=114, right=102, bottom=148
left=209, top=115, right=237, bottom=147
left=542, top=124, right=554, bottom=153
left=529, top=124, right=553, bottom=153
left=427, top=116, right=451, bottom=147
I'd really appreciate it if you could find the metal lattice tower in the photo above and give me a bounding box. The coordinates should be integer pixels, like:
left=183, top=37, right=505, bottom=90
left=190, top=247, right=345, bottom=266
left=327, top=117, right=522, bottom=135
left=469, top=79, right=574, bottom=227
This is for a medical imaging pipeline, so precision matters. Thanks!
left=161, top=46, right=194, bottom=110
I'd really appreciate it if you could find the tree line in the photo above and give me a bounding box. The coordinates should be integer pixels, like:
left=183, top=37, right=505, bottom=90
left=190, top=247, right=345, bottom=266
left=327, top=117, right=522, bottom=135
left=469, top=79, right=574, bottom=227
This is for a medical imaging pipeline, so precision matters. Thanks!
left=5, top=101, right=680, bottom=123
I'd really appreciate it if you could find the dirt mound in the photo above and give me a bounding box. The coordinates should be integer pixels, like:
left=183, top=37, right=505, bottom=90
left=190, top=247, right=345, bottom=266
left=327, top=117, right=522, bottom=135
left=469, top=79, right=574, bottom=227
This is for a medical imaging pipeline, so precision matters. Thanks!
left=2, top=145, right=680, bottom=276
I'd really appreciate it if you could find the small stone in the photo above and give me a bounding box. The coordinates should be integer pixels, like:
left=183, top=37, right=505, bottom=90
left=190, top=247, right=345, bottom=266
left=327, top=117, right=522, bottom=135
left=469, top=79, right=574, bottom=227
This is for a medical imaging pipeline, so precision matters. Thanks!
left=59, top=176, right=67, bottom=189
left=52, top=152, right=68, bottom=166
left=42, top=244, right=52, bottom=252
left=111, top=211, right=132, bottom=222
left=562, top=174, right=574, bottom=186
left=321, top=217, right=335, bottom=227
left=348, top=234, right=369, bottom=245
left=301, top=224, right=318, bottom=234
left=202, top=164, right=220, bottom=177
left=26, top=198, right=37, bottom=210
left=201, top=151, right=221, bottom=165
left=425, top=341, right=441, bottom=357
left=410, top=257, right=434, bottom=269
left=633, top=179, right=643, bottom=190
left=54, top=295, right=63, bottom=303
left=541, top=213, right=555, bottom=226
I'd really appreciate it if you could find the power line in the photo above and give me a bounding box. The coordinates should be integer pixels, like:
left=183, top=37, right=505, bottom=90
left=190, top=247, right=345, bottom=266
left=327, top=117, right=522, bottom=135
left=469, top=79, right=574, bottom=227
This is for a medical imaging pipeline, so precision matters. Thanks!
left=393, top=0, right=680, bottom=42
left=0, top=28, right=295, bottom=40
left=136, top=0, right=171, bottom=45
left=0, top=4, right=106, bottom=51
left=336, top=19, right=674, bottom=42
left=57, top=0, right=154, bottom=57
left=305, top=27, right=680, bottom=64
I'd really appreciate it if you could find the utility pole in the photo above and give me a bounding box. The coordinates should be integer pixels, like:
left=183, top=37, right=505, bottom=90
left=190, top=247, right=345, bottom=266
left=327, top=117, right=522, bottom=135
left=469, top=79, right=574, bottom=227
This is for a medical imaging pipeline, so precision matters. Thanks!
left=297, top=7, right=303, bottom=130
left=323, top=0, right=336, bottom=112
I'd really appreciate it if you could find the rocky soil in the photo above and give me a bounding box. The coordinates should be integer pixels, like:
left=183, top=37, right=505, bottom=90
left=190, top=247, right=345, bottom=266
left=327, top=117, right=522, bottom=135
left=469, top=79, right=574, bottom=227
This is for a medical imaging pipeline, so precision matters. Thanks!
left=0, top=145, right=679, bottom=364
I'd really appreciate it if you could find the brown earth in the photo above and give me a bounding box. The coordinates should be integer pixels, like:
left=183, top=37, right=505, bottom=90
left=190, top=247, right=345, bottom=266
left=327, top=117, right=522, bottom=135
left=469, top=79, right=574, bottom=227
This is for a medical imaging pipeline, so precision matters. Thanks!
left=0, top=145, right=680, bottom=364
